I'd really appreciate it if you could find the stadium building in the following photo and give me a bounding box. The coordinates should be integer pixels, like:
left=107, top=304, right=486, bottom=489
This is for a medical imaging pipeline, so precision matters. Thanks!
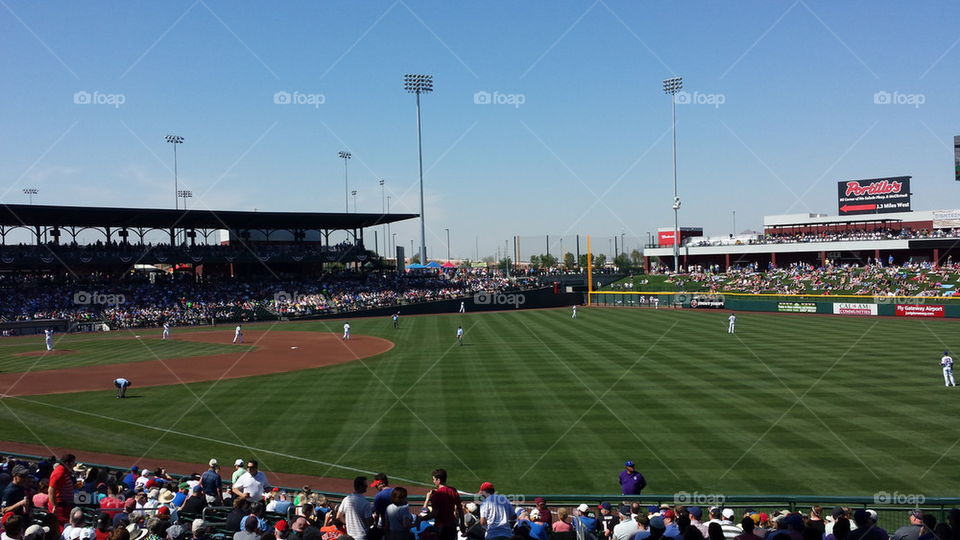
left=643, top=177, right=960, bottom=271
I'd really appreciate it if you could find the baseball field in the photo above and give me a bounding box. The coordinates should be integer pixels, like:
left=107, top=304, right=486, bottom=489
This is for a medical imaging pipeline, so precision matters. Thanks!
left=0, top=307, right=956, bottom=496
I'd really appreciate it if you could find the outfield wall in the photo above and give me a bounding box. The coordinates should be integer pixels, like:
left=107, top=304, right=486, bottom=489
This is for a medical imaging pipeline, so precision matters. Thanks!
left=590, top=291, right=960, bottom=318
left=300, top=287, right=584, bottom=320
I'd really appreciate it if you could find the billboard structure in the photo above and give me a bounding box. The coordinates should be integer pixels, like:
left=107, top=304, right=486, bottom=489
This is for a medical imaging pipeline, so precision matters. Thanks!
left=837, top=176, right=911, bottom=215
left=955, top=136, right=959, bottom=181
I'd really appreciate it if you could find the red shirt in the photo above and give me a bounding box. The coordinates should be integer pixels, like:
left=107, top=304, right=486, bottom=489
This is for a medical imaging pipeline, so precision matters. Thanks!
left=429, top=485, right=462, bottom=527
left=100, top=496, right=123, bottom=517
left=49, top=464, right=74, bottom=506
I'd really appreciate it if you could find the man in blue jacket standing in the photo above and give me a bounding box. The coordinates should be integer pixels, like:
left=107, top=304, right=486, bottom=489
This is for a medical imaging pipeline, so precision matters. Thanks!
left=619, top=461, right=646, bottom=495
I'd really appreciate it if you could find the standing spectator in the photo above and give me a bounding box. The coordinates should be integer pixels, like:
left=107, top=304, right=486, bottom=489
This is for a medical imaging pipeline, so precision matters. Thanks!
left=370, top=474, right=393, bottom=529
left=533, top=499, right=552, bottom=526
left=200, top=461, right=222, bottom=506
left=734, top=518, right=762, bottom=540
left=180, top=486, right=208, bottom=516
left=717, top=510, right=740, bottom=540
left=687, top=508, right=708, bottom=538
left=890, top=511, right=924, bottom=540
left=384, top=488, right=413, bottom=540
left=477, top=482, right=514, bottom=540
left=552, top=509, right=573, bottom=534
left=425, top=469, right=464, bottom=540
left=528, top=510, right=548, bottom=540
left=231, top=461, right=270, bottom=503
left=48, top=454, right=77, bottom=528
left=231, top=460, right=246, bottom=485
left=574, top=504, right=599, bottom=540
left=612, top=506, right=638, bottom=540
left=598, top=503, right=619, bottom=538
left=619, top=462, right=646, bottom=495
left=337, top=477, right=372, bottom=540
left=1, top=466, right=32, bottom=516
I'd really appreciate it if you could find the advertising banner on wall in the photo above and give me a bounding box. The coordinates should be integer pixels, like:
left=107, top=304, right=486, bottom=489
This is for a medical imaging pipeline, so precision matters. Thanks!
left=895, top=304, right=945, bottom=317
left=837, top=177, right=911, bottom=215
left=778, top=302, right=817, bottom=313
left=833, top=303, right=878, bottom=316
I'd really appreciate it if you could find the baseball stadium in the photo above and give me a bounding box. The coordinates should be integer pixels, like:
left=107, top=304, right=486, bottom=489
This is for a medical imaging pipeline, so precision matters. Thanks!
left=2, top=4, right=960, bottom=540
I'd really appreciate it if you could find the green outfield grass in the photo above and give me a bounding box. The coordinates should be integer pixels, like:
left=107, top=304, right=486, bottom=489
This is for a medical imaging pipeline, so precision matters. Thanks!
left=0, top=309, right=958, bottom=497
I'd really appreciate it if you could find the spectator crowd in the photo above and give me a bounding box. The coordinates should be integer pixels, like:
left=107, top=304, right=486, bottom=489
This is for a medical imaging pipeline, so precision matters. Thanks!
left=0, top=455, right=952, bottom=540
left=0, top=272, right=540, bottom=330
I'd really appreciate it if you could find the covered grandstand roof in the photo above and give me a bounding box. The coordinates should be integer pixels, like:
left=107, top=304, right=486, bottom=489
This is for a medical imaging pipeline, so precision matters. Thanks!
left=0, top=204, right=417, bottom=230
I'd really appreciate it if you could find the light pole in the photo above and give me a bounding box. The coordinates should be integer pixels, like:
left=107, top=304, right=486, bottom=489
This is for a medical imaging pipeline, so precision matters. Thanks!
left=663, top=76, right=683, bottom=272
left=338, top=151, right=351, bottom=212
left=165, top=135, right=184, bottom=210
left=732, top=210, right=737, bottom=236
left=379, top=179, right=386, bottom=256
left=386, top=195, right=392, bottom=256
left=404, top=73, right=433, bottom=268
left=23, top=188, right=38, bottom=205
left=445, top=228, right=450, bottom=260
left=351, top=190, right=358, bottom=213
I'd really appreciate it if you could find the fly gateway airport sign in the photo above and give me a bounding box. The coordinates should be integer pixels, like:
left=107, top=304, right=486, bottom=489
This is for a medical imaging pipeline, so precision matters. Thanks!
left=837, top=176, right=911, bottom=215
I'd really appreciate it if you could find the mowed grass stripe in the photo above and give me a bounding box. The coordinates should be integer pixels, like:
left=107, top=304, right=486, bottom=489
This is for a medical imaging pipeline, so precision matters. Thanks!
left=3, top=308, right=960, bottom=495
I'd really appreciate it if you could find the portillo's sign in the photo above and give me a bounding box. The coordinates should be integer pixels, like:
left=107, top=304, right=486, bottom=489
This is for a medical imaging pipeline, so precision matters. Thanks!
left=837, top=176, right=911, bottom=215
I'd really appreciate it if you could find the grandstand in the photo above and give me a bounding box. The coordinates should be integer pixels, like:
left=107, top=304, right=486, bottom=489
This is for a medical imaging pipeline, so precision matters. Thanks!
left=643, top=208, right=960, bottom=272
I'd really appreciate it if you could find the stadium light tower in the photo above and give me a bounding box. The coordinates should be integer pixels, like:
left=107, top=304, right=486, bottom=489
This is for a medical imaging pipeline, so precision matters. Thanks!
left=165, top=135, right=184, bottom=210
left=178, top=190, right=193, bottom=210
left=380, top=179, right=386, bottom=257
left=404, top=73, right=433, bottom=265
left=338, top=151, right=351, bottom=212
left=663, top=76, right=683, bottom=272
left=23, top=188, right=38, bottom=205
left=445, top=228, right=450, bottom=260
left=386, top=195, right=392, bottom=255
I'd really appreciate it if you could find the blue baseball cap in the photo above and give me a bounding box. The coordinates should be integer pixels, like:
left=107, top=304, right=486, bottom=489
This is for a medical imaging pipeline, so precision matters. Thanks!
left=689, top=507, right=702, bottom=519
left=625, top=461, right=635, bottom=467
left=650, top=516, right=665, bottom=530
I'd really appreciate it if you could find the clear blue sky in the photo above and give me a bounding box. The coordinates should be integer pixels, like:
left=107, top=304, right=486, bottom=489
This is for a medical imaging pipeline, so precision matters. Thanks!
left=1, top=0, right=958, bottom=259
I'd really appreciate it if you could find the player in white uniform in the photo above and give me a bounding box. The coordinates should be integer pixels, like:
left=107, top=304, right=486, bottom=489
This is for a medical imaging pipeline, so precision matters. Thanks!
left=652, top=296, right=659, bottom=309
left=392, top=312, right=399, bottom=329
left=727, top=313, right=736, bottom=334
left=459, top=301, right=465, bottom=313
left=162, top=322, right=171, bottom=340
left=941, top=351, right=956, bottom=387
left=233, top=325, right=243, bottom=343
left=343, top=322, right=351, bottom=340
left=44, top=329, right=53, bottom=351
left=572, top=305, right=577, bottom=318
left=456, top=326, right=464, bottom=346
left=114, top=377, right=131, bottom=398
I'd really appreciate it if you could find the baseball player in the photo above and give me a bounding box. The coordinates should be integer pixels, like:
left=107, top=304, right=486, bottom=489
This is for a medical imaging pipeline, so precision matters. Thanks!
left=114, top=377, right=131, bottom=399
left=728, top=313, right=736, bottom=334
left=162, top=322, right=171, bottom=340
left=459, top=301, right=465, bottom=314
left=572, top=305, right=577, bottom=319
left=456, top=326, right=464, bottom=346
left=44, top=329, right=54, bottom=351
left=652, top=296, right=659, bottom=309
left=343, top=322, right=351, bottom=340
left=941, top=351, right=956, bottom=387
left=233, top=325, right=243, bottom=344
left=392, top=312, right=399, bottom=329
